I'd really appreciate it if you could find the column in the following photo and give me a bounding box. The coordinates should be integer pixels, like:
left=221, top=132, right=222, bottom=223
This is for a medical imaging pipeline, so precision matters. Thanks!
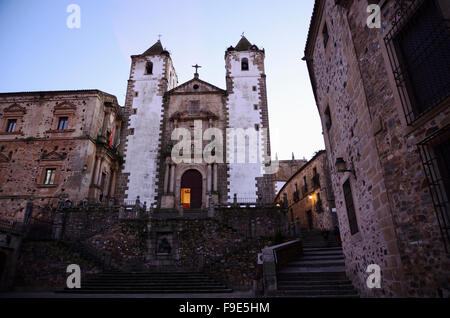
left=97, top=158, right=104, bottom=185
left=207, top=164, right=212, bottom=192
left=213, top=164, right=218, bottom=191
left=169, top=164, right=175, bottom=193
left=93, top=156, right=101, bottom=186
left=163, top=162, right=170, bottom=194
left=109, top=169, right=117, bottom=197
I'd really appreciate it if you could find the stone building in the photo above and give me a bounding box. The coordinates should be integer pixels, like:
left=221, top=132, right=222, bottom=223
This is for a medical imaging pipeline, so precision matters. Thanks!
left=0, top=90, right=123, bottom=221
left=117, top=37, right=275, bottom=209
left=304, top=0, right=449, bottom=297
left=275, top=150, right=336, bottom=232
left=272, top=154, right=307, bottom=197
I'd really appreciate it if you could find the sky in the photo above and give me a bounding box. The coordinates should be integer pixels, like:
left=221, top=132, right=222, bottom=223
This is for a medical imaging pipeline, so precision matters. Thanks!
left=0, top=0, right=324, bottom=161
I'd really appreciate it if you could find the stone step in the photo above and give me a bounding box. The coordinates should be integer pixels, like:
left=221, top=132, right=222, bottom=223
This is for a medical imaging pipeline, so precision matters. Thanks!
left=286, top=260, right=345, bottom=268
left=302, top=251, right=343, bottom=256
left=277, top=280, right=353, bottom=286
left=61, top=288, right=233, bottom=294
left=277, top=284, right=356, bottom=291
left=83, top=281, right=225, bottom=286
left=299, top=255, right=344, bottom=261
left=60, top=271, right=231, bottom=294
left=276, top=289, right=358, bottom=297
left=79, top=284, right=228, bottom=289
left=303, top=247, right=343, bottom=252
left=278, top=272, right=348, bottom=280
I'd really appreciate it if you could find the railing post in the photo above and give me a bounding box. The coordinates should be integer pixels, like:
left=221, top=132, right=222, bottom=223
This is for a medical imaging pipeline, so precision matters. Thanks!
left=178, top=201, right=184, bottom=217
left=262, top=248, right=277, bottom=296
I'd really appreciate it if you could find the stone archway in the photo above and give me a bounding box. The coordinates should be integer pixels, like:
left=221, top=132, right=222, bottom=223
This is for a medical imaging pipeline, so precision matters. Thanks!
left=180, top=169, right=203, bottom=209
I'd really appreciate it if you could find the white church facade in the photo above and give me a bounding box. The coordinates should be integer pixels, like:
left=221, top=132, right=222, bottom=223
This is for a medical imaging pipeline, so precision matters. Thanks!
left=116, top=37, right=275, bottom=209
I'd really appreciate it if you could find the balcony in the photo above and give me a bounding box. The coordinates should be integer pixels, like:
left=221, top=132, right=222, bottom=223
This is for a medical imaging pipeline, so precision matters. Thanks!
left=312, top=174, right=321, bottom=189
left=293, top=191, right=300, bottom=203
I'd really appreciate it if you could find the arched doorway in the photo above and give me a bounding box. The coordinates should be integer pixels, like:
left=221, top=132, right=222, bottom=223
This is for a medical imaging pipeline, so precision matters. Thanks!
left=180, top=169, right=203, bottom=209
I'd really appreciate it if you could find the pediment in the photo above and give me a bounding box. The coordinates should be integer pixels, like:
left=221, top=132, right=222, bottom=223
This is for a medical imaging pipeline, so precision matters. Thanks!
left=4, top=103, right=26, bottom=114
left=41, top=151, right=66, bottom=161
left=54, top=102, right=76, bottom=111
left=168, top=78, right=226, bottom=95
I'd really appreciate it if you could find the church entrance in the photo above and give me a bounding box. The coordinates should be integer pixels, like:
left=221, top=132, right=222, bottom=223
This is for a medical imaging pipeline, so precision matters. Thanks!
left=180, top=169, right=202, bottom=209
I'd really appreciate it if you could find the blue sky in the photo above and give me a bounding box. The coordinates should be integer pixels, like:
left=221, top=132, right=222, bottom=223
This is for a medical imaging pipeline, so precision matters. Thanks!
left=0, top=0, right=324, bottom=160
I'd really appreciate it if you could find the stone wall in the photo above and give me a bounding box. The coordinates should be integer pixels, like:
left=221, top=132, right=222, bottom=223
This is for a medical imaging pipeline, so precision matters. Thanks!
left=53, top=205, right=289, bottom=289
left=305, top=0, right=450, bottom=297
left=0, top=91, right=122, bottom=222
left=14, top=240, right=101, bottom=290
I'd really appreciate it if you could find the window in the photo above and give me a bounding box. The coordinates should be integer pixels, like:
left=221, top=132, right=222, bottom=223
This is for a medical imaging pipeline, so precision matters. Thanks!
left=190, top=100, right=200, bottom=114
left=43, top=168, right=56, bottom=185
left=324, top=106, right=332, bottom=132
left=418, top=125, right=450, bottom=252
left=241, top=58, right=249, bottom=71
left=6, top=119, right=16, bottom=132
left=343, top=179, right=359, bottom=235
left=385, top=0, right=450, bottom=124
left=145, top=61, right=153, bottom=75
left=323, top=23, right=329, bottom=49
left=302, top=176, right=308, bottom=194
left=254, top=124, right=259, bottom=131
left=57, top=117, right=68, bottom=130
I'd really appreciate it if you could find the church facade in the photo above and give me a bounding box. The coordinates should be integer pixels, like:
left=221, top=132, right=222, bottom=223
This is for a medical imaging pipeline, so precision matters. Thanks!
left=117, top=37, right=275, bottom=210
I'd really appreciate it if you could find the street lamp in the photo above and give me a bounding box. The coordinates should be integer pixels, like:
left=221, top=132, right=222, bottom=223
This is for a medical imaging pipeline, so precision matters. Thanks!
left=335, top=157, right=356, bottom=178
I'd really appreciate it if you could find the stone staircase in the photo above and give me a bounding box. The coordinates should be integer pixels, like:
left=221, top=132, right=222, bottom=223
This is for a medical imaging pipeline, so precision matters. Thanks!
left=60, top=271, right=233, bottom=294
left=276, top=230, right=358, bottom=298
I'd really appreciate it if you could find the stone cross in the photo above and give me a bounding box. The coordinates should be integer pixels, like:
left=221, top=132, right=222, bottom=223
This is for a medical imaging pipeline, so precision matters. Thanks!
left=192, top=64, right=201, bottom=74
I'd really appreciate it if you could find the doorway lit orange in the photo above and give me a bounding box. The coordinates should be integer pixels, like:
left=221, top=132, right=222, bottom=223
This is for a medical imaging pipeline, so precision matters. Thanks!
left=181, top=188, right=191, bottom=209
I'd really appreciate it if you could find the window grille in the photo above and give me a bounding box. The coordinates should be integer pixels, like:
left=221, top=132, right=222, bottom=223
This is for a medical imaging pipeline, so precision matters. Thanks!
left=384, top=0, right=450, bottom=124
left=417, top=125, right=450, bottom=253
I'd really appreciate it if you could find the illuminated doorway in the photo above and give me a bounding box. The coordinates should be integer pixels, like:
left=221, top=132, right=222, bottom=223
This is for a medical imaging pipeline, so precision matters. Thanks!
left=180, top=169, right=202, bottom=209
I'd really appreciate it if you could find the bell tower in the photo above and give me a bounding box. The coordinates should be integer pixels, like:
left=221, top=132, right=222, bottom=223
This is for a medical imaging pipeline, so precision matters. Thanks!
left=117, top=40, right=178, bottom=208
left=225, top=36, right=274, bottom=203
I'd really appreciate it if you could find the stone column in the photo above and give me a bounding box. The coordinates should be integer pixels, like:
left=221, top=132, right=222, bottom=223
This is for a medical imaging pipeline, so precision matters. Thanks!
left=92, top=156, right=101, bottom=185
left=169, top=164, right=175, bottom=193
left=213, top=164, right=218, bottom=191
left=97, top=158, right=104, bottom=185
left=207, top=164, right=212, bottom=192
left=108, top=169, right=117, bottom=197
left=164, top=162, right=170, bottom=194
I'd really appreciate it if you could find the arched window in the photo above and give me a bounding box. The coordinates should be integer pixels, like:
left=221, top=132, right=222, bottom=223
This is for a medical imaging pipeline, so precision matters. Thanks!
left=241, top=58, right=249, bottom=71
left=145, top=61, right=153, bottom=75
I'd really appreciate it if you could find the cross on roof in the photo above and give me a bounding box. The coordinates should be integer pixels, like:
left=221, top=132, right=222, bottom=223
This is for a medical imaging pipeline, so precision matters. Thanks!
left=158, top=34, right=162, bottom=41
left=192, top=64, right=201, bottom=74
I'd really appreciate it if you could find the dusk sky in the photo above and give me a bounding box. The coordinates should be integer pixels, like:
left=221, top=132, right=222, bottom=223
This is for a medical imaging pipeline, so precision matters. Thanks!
left=0, top=0, right=324, bottom=160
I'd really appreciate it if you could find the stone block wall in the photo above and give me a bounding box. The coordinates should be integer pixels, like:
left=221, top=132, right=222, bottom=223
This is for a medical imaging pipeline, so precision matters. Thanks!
left=305, top=0, right=449, bottom=297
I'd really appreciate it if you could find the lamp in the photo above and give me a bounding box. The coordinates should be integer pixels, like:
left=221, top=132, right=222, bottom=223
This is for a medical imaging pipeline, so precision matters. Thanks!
left=335, top=157, right=356, bottom=178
